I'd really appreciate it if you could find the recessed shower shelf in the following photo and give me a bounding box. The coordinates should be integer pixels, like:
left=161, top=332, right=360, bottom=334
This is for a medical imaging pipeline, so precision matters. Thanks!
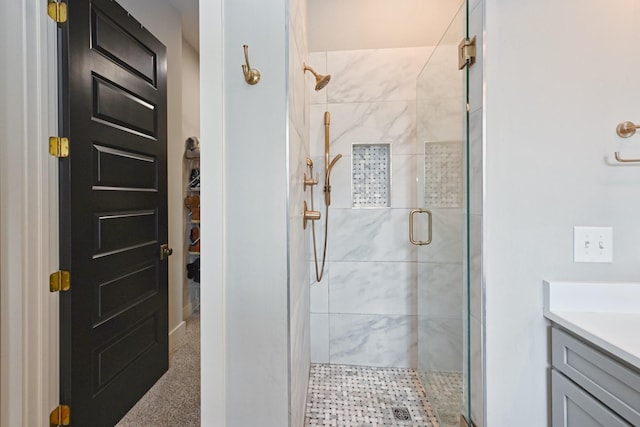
left=352, top=144, right=390, bottom=208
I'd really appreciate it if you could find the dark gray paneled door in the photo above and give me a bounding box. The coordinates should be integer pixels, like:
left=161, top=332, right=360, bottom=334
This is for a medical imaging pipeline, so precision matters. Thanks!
left=58, top=0, right=169, bottom=425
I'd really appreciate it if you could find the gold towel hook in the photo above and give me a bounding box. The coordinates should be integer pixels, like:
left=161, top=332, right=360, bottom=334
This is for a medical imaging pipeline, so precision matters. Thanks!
left=242, top=45, right=260, bottom=85
left=616, top=121, right=640, bottom=138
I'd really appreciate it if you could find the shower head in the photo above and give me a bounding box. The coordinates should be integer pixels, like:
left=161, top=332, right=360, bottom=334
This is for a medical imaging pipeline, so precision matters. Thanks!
left=304, top=63, right=331, bottom=91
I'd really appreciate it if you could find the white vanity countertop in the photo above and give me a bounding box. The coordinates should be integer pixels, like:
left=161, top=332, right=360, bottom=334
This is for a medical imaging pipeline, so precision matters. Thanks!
left=543, top=280, right=640, bottom=369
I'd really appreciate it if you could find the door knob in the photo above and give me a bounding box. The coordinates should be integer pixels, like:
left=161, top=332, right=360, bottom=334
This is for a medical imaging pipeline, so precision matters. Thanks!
left=160, top=244, right=173, bottom=261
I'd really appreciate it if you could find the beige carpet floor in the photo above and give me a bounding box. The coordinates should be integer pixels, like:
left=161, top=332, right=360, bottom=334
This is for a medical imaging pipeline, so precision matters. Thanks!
left=116, top=311, right=200, bottom=427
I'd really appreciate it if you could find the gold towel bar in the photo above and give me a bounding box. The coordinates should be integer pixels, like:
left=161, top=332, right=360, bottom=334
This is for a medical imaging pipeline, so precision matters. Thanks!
left=614, top=152, right=640, bottom=163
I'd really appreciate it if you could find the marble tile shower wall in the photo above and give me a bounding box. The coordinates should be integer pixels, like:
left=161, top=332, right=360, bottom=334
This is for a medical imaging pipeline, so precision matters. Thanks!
left=288, top=0, right=310, bottom=425
left=308, top=46, right=466, bottom=370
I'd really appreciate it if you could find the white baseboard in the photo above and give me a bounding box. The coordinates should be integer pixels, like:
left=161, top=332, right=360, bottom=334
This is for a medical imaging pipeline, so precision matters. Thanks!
left=169, top=320, right=187, bottom=354
left=183, top=301, right=194, bottom=319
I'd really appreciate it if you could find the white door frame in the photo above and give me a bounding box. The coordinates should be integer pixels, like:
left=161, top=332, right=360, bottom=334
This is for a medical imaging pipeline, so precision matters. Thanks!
left=199, top=1, right=227, bottom=426
left=0, top=1, right=60, bottom=426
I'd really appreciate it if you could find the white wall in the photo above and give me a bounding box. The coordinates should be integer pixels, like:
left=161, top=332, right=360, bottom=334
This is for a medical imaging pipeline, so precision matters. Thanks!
left=117, top=0, right=186, bottom=349
left=182, top=40, right=200, bottom=140
left=201, top=0, right=313, bottom=424
left=199, top=1, right=225, bottom=425
left=203, top=0, right=291, bottom=425
left=483, top=0, right=640, bottom=425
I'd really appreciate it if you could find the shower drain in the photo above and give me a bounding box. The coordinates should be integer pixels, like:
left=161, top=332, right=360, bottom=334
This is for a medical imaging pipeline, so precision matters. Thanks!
left=392, top=407, right=412, bottom=421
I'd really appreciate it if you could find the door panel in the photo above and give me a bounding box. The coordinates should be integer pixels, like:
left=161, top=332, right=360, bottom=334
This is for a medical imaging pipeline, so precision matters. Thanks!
left=91, top=8, right=158, bottom=85
left=415, top=4, right=466, bottom=427
left=58, top=0, right=168, bottom=425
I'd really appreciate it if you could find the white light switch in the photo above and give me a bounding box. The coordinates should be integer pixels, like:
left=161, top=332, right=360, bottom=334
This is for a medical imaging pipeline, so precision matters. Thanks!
left=574, top=226, right=613, bottom=263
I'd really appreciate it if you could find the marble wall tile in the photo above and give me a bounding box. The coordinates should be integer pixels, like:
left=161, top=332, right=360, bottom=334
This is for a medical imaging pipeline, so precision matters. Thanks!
left=469, top=108, right=483, bottom=216
left=327, top=47, right=432, bottom=103
left=306, top=169, right=328, bottom=263
left=311, top=101, right=417, bottom=157
left=309, top=104, right=327, bottom=154
left=414, top=208, right=463, bottom=264
left=329, top=261, right=417, bottom=316
left=468, top=1, right=483, bottom=114
left=310, top=313, right=330, bottom=363
left=418, top=262, right=463, bottom=318
left=289, top=5, right=310, bottom=425
left=307, top=45, right=467, bottom=372
left=470, top=214, right=482, bottom=320
left=330, top=314, right=417, bottom=368
left=288, top=0, right=307, bottom=65
left=309, top=262, right=328, bottom=313
left=289, top=34, right=307, bottom=140
left=462, top=304, right=470, bottom=417
left=291, top=278, right=309, bottom=336
left=289, top=125, right=305, bottom=218
left=325, top=153, right=351, bottom=209
left=418, top=316, right=463, bottom=372
left=417, top=97, right=464, bottom=144
left=308, top=52, right=327, bottom=105
left=416, top=45, right=461, bottom=102
left=329, top=208, right=417, bottom=263
left=390, top=154, right=417, bottom=209
left=470, top=315, right=484, bottom=427
left=290, top=275, right=309, bottom=364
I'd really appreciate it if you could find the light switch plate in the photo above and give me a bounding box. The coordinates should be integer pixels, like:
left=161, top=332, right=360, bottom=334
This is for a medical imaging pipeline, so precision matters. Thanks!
left=573, top=226, right=613, bottom=263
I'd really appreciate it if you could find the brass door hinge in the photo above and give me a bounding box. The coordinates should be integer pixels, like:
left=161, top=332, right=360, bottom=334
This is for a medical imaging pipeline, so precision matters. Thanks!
left=458, top=36, right=477, bottom=70
left=50, top=271, right=70, bottom=292
left=49, top=137, right=69, bottom=158
left=47, top=1, right=68, bottom=24
left=50, top=405, right=70, bottom=426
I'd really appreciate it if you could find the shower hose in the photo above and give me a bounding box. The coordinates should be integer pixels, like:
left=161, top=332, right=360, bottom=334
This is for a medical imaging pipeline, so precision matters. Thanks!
left=308, top=166, right=329, bottom=282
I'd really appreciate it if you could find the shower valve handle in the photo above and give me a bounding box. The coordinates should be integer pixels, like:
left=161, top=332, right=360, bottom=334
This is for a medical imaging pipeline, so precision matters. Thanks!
left=303, top=201, right=321, bottom=229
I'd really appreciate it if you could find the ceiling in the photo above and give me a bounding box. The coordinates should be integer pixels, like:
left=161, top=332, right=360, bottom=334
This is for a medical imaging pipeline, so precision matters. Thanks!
left=168, top=0, right=462, bottom=54
left=308, top=0, right=463, bottom=51
left=168, top=0, right=199, bottom=51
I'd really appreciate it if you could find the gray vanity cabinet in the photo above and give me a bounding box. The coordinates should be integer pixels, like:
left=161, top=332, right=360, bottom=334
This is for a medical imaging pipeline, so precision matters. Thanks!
left=551, top=370, right=630, bottom=426
left=550, top=327, right=640, bottom=427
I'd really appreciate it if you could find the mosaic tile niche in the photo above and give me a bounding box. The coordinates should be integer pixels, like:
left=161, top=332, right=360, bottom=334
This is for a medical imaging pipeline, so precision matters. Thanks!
left=424, top=142, right=462, bottom=208
left=352, top=144, right=391, bottom=208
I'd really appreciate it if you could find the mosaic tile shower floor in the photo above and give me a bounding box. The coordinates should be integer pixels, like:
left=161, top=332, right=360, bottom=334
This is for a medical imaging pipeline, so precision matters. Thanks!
left=305, top=364, right=440, bottom=427
left=419, top=371, right=463, bottom=427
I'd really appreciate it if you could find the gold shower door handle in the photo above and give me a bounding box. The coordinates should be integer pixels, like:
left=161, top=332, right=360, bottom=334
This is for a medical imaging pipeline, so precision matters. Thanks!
left=409, top=209, right=432, bottom=246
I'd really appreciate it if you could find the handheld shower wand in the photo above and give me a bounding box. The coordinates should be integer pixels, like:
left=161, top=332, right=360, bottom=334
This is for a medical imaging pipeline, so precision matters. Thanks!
left=323, top=112, right=342, bottom=207
left=306, top=111, right=342, bottom=282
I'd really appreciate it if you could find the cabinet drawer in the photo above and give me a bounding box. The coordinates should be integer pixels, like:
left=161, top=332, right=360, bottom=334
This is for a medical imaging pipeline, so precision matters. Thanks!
left=552, top=369, right=631, bottom=426
left=552, top=327, right=640, bottom=425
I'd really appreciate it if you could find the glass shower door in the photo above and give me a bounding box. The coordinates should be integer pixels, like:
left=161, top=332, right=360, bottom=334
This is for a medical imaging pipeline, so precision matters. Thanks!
left=414, top=5, right=468, bottom=427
